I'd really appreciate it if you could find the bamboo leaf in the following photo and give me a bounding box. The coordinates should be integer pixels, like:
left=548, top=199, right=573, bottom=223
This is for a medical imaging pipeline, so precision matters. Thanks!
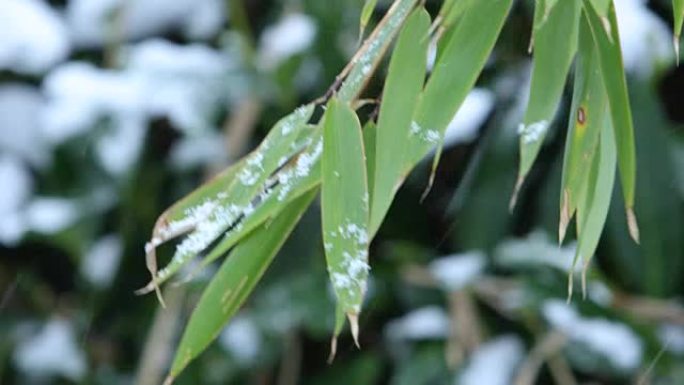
left=140, top=105, right=314, bottom=296
left=164, top=190, right=316, bottom=384
left=338, top=0, right=421, bottom=102
left=674, top=0, right=684, bottom=60
left=321, top=98, right=370, bottom=350
left=359, top=0, right=378, bottom=39
left=363, top=121, right=377, bottom=205
left=558, top=13, right=606, bottom=243
left=512, top=0, right=580, bottom=208
left=370, top=8, right=430, bottom=237
left=408, top=0, right=513, bottom=169
left=570, top=118, right=616, bottom=298
left=582, top=0, right=640, bottom=242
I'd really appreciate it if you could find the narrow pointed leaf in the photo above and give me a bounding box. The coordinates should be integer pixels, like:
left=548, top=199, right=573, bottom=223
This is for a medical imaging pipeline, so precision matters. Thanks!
left=321, top=99, right=370, bottom=341
left=571, top=119, right=616, bottom=293
left=582, top=0, right=639, bottom=242
left=408, top=0, right=513, bottom=168
left=558, top=13, right=606, bottom=243
left=363, top=121, right=377, bottom=205
left=141, top=105, right=314, bottom=292
left=370, top=8, right=430, bottom=237
left=674, top=0, right=684, bottom=60
left=513, top=0, right=580, bottom=205
left=359, top=0, right=378, bottom=38
left=165, top=190, right=316, bottom=382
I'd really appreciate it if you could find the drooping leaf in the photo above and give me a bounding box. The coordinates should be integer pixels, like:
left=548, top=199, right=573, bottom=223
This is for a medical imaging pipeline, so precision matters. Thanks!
left=363, top=121, right=377, bottom=205
left=558, top=13, right=606, bottom=243
left=674, top=0, right=684, bottom=60
left=321, top=98, right=370, bottom=350
left=140, top=105, right=314, bottom=295
left=512, top=0, right=580, bottom=208
left=582, top=0, right=640, bottom=242
left=370, top=8, right=430, bottom=237
left=407, top=0, right=513, bottom=169
left=570, top=117, right=616, bottom=298
left=164, top=190, right=316, bottom=383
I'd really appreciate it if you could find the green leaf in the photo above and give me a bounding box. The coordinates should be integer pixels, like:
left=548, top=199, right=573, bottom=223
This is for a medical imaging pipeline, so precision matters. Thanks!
left=674, top=0, right=684, bottom=60
left=321, top=98, right=370, bottom=349
left=363, top=121, right=377, bottom=206
left=512, top=0, right=580, bottom=207
left=582, top=0, right=640, bottom=242
left=141, top=105, right=314, bottom=296
left=558, top=13, right=606, bottom=243
left=359, top=0, right=378, bottom=39
left=570, top=117, right=616, bottom=298
left=338, top=0, right=421, bottom=102
left=370, top=8, right=430, bottom=237
left=165, top=189, right=316, bottom=383
left=408, top=0, right=513, bottom=169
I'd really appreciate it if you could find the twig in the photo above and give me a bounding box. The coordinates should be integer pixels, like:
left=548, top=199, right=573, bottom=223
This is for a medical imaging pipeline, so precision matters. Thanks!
left=514, top=331, right=573, bottom=385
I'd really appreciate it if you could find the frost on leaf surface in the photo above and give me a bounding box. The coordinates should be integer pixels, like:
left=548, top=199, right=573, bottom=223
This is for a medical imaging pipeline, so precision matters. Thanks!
left=517, top=120, right=549, bottom=144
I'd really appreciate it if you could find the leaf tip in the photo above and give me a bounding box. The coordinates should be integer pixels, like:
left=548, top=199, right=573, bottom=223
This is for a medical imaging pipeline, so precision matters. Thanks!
left=327, top=336, right=338, bottom=364
left=627, top=207, right=640, bottom=244
left=674, top=34, right=680, bottom=66
left=163, top=375, right=175, bottom=385
left=509, top=176, right=524, bottom=213
left=142, top=244, right=166, bottom=308
left=348, top=313, right=361, bottom=348
left=566, top=269, right=574, bottom=304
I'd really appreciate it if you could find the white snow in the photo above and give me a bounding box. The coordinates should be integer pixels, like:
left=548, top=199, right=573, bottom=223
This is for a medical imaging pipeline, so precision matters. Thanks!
left=81, top=235, right=123, bottom=288
left=658, top=324, right=684, bottom=355
left=0, top=84, right=49, bottom=167
left=0, top=155, right=32, bottom=245
left=24, top=198, right=79, bottom=234
left=542, top=300, right=643, bottom=371
left=456, top=336, right=525, bottom=385
left=494, top=230, right=580, bottom=273
left=428, top=251, right=486, bottom=291
left=65, top=0, right=227, bottom=47
left=219, top=314, right=262, bottom=365
left=258, top=13, right=317, bottom=70
left=385, top=306, right=450, bottom=340
left=14, top=318, right=86, bottom=380
left=169, top=132, right=228, bottom=169
left=443, top=89, right=494, bottom=147
left=614, top=0, right=672, bottom=77
left=0, top=0, right=70, bottom=74
left=518, top=120, right=548, bottom=144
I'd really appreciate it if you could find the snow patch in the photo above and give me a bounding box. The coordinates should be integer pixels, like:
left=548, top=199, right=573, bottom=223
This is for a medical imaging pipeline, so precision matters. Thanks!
left=0, top=84, right=49, bottom=167
left=258, top=13, right=317, bottom=70
left=457, top=336, right=525, bottom=385
left=542, top=300, right=643, bottom=371
left=494, top=230, right=580, bottom=273
left=81, top=235, right=123, bottom=288
left=25, top=198, right=79, bottom=234
left=428, top=251, right=486, bottom=291
left=385, top=306, right=450, bottom=340
left=219, top=314, right=262, bottom=365
left=517, top=120, right=548, bottom=144
left=0, top=0, right=70, bottom=74
left=443, top=89, right=494, bottom=147
left=14, top=318, right=86, bottom=380
left=658, top=324, right=684, bottom=355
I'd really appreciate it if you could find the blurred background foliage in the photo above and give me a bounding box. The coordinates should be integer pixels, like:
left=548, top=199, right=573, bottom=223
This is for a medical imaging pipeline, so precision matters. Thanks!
left=0, top=0, right=683, bottom=384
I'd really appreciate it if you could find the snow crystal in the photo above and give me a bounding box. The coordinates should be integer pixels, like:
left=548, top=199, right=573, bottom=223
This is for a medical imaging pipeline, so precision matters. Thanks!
left=219, top=314, right=262, bottom=365
left=14, top=318, right=86, bottom=380
left=457, top=336, right=525, bottom=385
left=517, top=120, right=548, bottom=144
left=542, top=300, right=643, bottom=371
left=0, top=84, right=49, bottom=167
left=258, top=13, right=317, bottom=70
left=66, top=0, right=227, bottom=47
left=494, top=230, right=580, bottom=273
left=385, top=306, right=450, bottom=340
left=410, top=121, right=441, bottom=144
left=443, top=89, right=494, bottom=147
left=24, top=198, right=79, bottom=235
left=614, top=0, right=672, bottom=77
left=429, top=251, right=486, bottom=292
left=0, top=0, right=70, bottom=74
left=80, top=235, right=123, bottom=288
